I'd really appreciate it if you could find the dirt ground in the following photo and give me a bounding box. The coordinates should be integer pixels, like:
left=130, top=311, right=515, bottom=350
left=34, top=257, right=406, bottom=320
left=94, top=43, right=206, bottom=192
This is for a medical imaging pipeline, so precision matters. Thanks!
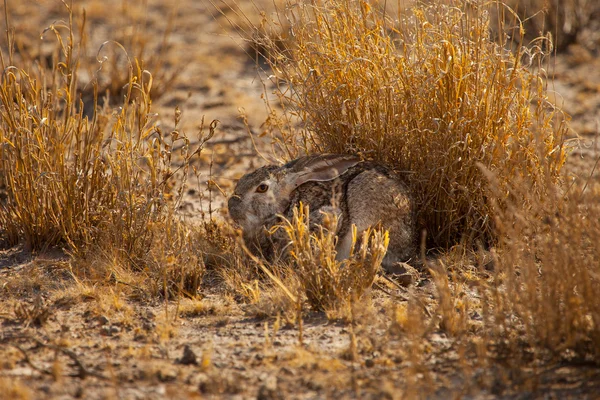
left=1, top=1, right=600, bottom=399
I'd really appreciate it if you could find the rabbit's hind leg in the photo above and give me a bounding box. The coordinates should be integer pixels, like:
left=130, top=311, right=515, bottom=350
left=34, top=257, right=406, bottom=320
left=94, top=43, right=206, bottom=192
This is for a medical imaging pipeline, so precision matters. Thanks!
left=335, top=230, right=353, bottom=262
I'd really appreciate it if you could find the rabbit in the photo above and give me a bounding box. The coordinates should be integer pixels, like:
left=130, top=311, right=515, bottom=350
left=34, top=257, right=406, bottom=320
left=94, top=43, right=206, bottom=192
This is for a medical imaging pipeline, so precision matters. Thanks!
left=228, top=154, right=416, bottom=271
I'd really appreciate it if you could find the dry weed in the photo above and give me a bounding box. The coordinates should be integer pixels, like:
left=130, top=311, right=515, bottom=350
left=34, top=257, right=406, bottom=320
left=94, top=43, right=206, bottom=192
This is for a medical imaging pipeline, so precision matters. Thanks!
left=282, top=203, right=388, bottom=318
left=488, top=176, right=600, bottom=357
left=0, top=5, right=218, bottom=302
left=0, top=378, right=33, bottom=400
left=249, top=0, right=567, bottom=249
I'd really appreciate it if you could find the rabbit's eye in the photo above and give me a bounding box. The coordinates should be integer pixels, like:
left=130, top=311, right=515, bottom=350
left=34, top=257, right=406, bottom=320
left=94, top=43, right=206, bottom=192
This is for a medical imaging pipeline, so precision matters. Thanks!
left=256, top=183, right=269, bottom=193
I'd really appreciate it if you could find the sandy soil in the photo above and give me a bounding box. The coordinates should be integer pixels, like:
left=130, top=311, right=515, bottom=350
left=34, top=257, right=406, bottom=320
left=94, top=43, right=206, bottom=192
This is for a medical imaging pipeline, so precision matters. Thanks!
left=1, top=1, right=600, bottom=399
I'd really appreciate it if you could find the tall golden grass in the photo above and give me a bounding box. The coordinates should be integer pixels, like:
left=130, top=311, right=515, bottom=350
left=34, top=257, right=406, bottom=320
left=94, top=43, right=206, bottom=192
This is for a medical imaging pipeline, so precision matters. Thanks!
left=241, top=0, right=600, bottom=363
left=0, top=7, right=210, bottom=297
left=252, top=0, right=568, bottom=249
left=487, top=176, right=600, bottom=355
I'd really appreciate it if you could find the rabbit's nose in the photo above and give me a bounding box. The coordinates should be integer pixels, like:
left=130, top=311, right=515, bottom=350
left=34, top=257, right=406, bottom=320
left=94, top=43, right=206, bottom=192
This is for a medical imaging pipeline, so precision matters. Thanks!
left=228, top=196, right=243, bottom=218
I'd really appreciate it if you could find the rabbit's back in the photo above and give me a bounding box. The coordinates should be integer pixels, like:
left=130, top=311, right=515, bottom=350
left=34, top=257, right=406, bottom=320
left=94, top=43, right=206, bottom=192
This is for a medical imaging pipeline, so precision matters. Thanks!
left=345, top=167, right=415, bottom=264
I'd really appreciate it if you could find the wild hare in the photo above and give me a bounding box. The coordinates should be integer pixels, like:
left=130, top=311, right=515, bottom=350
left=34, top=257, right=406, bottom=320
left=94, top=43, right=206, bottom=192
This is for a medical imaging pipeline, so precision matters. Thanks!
left=228, top=154, right=416, bottom=271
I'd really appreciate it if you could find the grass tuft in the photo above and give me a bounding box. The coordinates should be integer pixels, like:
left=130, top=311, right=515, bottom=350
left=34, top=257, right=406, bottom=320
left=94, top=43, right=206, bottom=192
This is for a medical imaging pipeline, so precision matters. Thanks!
left=0, top=8, right=212, bottom=260
left=487, top=176, right=600, bottom=356
left=282, top=203, right=388, bottom=318
left=0, top=6, right=216, bottom=303
left=254, top=0, right=568, bottom=249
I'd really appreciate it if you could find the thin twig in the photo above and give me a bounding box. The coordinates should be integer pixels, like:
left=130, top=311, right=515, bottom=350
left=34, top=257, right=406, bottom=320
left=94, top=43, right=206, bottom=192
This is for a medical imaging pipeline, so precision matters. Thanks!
left=373, top=281, right=410, bottom=301
left=9, top=336, right=108, bottom=380
left=14, top=344, right=53, bottom=376
left=240, top=242, right=298, bottom=304
left=379, top=274, right=433, bottom=318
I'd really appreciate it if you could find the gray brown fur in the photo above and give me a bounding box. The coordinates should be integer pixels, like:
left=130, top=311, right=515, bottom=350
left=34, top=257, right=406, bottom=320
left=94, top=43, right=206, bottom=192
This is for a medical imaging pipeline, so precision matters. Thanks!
left=228, top=154, right=415, bottom=270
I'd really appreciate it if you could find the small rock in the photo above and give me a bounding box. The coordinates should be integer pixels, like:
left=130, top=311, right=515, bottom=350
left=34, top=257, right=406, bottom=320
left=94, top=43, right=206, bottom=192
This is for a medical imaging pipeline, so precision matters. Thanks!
left=142, top=321, right=155, bottom=331
left=176, top=345, right=198, bottom=366
left=100, top=325, right=120, bottom=336
left=305, top=379, right=323, bottom=391
left=198, top=372, right=242, bottom=395
left=280, top=367, right=295, bottom=376
left=470, top=311, right=482, bottom=321
left=156, top=367, right=178, bottom=382
left=73, top=385, right=84, bottom=398
left=134, top=332, right=147, bottom=342
left=387, top=262, right=420, bottom=286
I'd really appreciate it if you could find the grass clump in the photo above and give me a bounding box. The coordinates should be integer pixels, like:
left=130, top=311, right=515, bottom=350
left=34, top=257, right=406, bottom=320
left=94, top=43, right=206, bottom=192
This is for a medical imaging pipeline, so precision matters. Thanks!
left=282, top=204, right=388, bottom=317
left=0, top=7, right=213, bottom=298
left=487, top=179, right=600, bottom=357
left=221, top=203, right=388, bottom=320
left=254, top=0, right=567, bottom=248
left=2, top=11, right=188, bottom=253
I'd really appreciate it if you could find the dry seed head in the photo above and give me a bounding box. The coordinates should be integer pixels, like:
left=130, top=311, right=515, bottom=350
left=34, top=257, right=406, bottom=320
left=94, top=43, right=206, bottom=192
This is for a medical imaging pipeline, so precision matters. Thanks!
left=279, top=203, right=388, bottom=316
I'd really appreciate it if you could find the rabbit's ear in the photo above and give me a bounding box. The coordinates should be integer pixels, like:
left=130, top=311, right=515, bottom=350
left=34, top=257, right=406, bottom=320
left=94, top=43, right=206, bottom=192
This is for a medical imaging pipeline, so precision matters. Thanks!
left=285, top=154, right=361, bottom=188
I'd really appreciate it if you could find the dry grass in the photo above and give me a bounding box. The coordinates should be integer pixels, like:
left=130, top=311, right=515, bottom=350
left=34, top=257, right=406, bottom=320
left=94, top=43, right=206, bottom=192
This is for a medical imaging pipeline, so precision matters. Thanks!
left=282, top=203, right=388, bottom=317
left=3, top=13, right=158, bottom=254
left=486, top=176, right=600, bottom=356
left=0, top=6, right=216, bottom=300
left=1, top=0, right=600, bottom=397
left=0, top=378, right=33, bottom=400
left=217, top=203, right=389, bottom=321
left=251, top=0, right=567, bottom=249
left=4, top=1, right=181, bottom=102
left=241, top=0, right=598, bottom=375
